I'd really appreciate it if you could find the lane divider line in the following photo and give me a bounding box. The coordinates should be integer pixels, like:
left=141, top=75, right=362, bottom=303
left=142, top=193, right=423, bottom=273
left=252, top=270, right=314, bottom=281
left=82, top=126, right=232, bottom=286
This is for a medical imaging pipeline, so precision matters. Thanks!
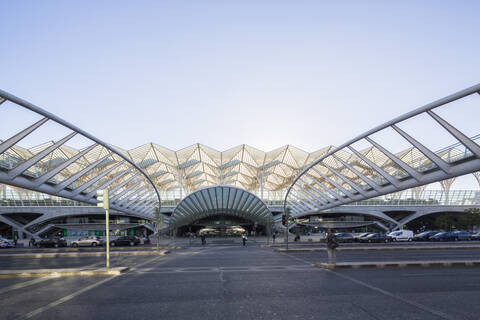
left=324, top=268, right=457, bottom=320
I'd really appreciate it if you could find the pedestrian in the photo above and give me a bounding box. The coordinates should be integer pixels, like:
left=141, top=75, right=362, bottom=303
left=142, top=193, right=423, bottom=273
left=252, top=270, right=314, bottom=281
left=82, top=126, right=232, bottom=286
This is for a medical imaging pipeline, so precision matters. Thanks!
left=242, top=233, right=247, bottom=246
left=201, top=233, right=206, bottom=246
left=13, top=233, right=18, bottom=247
left=325, top=229, right=339, bottom=265
left=29, top=237, right=35, bottom=247
left=272, top=232, right=276, bottom=244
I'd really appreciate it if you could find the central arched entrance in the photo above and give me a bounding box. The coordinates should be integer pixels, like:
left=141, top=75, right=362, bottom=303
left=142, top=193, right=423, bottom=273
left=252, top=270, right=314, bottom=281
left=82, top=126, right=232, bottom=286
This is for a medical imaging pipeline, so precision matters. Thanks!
left=170, top=185, right=273, bottom=237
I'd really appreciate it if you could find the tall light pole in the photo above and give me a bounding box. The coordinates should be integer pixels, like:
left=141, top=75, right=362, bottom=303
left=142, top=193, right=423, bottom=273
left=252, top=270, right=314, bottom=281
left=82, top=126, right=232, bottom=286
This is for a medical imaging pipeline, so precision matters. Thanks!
left=97, top=189, right=110, bottom=269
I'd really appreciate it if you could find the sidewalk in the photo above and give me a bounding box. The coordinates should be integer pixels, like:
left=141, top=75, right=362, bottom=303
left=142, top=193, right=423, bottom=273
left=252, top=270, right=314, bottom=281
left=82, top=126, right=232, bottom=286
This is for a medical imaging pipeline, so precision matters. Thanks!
left=316, top=260, right=480, bottom=269
left=274, top=243, right=480, bottom=252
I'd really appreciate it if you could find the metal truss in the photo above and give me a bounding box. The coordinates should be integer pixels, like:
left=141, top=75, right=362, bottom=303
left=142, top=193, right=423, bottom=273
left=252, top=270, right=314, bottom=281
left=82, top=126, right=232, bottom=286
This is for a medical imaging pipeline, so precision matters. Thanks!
left=0, top=89, right=162, bottom=220
left=170, top=185, right=272, bottom=228
left=285, top=83, right=480, bottom=218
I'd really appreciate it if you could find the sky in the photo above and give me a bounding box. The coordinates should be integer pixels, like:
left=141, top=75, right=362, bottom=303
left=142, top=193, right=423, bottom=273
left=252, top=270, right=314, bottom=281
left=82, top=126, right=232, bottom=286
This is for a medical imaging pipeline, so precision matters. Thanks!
left=0, top=0, right=479, bottom=189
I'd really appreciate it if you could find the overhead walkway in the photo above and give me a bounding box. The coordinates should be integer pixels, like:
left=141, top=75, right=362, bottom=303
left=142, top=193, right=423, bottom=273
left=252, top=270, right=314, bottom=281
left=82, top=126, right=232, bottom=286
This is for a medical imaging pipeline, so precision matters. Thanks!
left=286, top=83, right=480, bottom=218
left=0, top=89, right=164, bottom=223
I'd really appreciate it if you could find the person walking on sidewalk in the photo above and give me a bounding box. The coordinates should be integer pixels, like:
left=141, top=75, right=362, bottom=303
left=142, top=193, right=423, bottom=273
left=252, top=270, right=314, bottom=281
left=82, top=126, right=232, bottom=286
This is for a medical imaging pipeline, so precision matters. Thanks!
left=242, top=233, right=248, bottom=246
left=325, top=229, right=339, bottom=265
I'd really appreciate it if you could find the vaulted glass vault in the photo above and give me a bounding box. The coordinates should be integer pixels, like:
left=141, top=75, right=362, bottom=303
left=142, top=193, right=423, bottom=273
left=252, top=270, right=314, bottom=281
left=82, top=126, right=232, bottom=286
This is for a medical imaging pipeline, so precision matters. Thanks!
left=170, top=185, right=273, bottom=228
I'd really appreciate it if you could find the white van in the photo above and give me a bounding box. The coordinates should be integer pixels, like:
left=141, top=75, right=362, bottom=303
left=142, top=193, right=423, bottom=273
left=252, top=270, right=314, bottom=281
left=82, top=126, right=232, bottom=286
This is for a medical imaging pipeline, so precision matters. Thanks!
left=388, top=230, right=414, bottom=242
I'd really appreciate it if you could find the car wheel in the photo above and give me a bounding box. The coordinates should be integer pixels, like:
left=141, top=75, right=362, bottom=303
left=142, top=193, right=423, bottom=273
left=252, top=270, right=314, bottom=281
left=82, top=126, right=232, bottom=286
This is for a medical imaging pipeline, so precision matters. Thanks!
left=92, top=242, right=97, bottom=247
left=408, top=238, right=412, bottom=242
left=130, top=241, right=134, bottom=246
left=72, top=243, right=78, bottom=248
left=385, top=239, right=389, bottom=243
left=110, top=242, right=115, bottom=247
left=368, top=240, right=372, bottom=243
left=54, top=243, right=59, bottom=248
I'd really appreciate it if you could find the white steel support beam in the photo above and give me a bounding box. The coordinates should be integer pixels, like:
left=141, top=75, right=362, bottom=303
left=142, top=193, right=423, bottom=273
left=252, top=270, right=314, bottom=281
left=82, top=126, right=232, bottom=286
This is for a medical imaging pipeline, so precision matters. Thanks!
left=0, top=118, right=49, bottom=155
left=365, top=137, right=422, bottom=182
left=391, top=124, right=451, bottom=173
left=8, top=132, right=77, bottom=179
left=33, top=144, right=98, bottom=186
left=346, top=146, right=401, bottom=188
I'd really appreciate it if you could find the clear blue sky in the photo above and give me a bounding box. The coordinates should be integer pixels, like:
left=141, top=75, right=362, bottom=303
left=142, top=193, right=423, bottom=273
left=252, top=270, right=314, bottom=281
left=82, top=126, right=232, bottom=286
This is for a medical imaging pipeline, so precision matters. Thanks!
left=1, top=1, right=479, bottom=188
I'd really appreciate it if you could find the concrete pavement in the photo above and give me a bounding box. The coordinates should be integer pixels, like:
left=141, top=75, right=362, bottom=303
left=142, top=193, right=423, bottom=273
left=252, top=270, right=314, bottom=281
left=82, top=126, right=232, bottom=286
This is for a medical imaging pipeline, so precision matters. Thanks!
left=1, top=245, right=479, bottom=319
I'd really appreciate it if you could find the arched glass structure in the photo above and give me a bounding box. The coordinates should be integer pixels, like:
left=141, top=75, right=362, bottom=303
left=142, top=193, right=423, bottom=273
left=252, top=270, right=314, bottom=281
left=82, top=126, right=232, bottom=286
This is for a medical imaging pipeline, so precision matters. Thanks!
left=170, top=185, right=272, bottom=228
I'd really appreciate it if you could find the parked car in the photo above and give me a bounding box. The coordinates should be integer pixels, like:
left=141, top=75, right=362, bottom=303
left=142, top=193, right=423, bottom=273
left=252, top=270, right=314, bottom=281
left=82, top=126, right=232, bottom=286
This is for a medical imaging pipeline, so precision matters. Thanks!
left=0, top=237, right=13, bottom=248
left=430, top=232, right=457, bottom=242
left=354, top=233, right=371, bottom=242
left=361, top=233, right=392, bottom=243
left=471, top=232, right=480, bottom=241
left=110, top=236, right=140, bottom=247
left=453, top=231, right=472, bottom=241
left=388, top=230, right=414, bottom=242
left=71, top=236, right=103, bottom=247
left=36, top=237, right=68, bottom=248
left=413, top=231, right=439, bottom=241
left=335, top=233, right=354, bottom=243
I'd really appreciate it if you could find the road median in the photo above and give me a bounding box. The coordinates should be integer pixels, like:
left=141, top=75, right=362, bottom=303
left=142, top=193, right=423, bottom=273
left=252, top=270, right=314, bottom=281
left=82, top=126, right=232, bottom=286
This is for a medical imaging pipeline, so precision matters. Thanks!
left=0, top=267, right=129, bottom=278
left=0, top=250, right=170, bottom=259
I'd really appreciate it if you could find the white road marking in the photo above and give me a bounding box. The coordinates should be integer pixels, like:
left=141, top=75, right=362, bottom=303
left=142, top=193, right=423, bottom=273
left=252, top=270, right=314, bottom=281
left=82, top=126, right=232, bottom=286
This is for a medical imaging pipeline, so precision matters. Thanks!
left=21, top=255, right=166, bottom=319
left=23, top=275, right=117, bottom=319
left=278, top=251, right=316, bottom=266
left=0, top=277, right=52, bottom=295
left=325, top=269, right=457, bottom=320
left=0, top=260, right=108, bottom=296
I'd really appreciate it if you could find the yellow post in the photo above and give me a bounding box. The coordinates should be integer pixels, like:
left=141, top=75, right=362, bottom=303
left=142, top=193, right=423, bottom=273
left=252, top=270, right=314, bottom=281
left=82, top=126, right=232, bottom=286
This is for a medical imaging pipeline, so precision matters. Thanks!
left=97, top=189, right=110, bottom=269
left=106, top=207, right=110, bottom=269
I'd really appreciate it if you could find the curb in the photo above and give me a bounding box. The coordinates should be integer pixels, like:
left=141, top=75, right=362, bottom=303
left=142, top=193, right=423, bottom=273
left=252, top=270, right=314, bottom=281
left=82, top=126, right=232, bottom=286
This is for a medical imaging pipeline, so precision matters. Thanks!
left=0, top=250, right=170, bottom=259
left=0, top=245, right=181, bottom=254
left=0, top=267, right=130, bottom=278
left=275, top=245, right=480, bottom=253
left=315, top=260, right=480, bottom=269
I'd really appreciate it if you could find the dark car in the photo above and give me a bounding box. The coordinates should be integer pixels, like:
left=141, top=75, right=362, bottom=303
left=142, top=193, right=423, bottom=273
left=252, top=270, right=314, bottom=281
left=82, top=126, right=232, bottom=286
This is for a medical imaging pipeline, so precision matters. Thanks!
left=413, top=231, right=439, bottom=241
left=110, top=236, right=140, bottom=247
left=335, top=233, right=354, bottom=243
left=471, top=232, right=480, bottom=241
left=36, top=237, right=68, bottom=248
left=453, top=231, right=472, bottom=241
left=430, top=232, right=457, bottom=242
left=361, top=233, right=391, bottom=243
left=354, top=233, right=372, bottom=242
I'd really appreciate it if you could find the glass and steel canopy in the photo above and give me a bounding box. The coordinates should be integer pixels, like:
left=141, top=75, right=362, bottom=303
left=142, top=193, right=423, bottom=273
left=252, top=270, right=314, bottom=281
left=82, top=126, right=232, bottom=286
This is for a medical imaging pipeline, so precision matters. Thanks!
left=170, top=185, right=273, bottom=228
left=285, top=83, right=480, bottom=219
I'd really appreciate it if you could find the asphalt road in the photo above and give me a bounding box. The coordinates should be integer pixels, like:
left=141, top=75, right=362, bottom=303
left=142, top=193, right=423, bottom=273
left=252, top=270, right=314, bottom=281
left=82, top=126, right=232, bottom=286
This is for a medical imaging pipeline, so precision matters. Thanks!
left=1, top=245, right=480, bottom=320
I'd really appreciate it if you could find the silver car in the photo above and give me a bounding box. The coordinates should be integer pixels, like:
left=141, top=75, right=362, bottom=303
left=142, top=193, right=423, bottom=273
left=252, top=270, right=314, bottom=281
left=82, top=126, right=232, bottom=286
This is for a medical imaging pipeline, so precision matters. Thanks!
left=0, top=237, right=13, bottom=248
left=71, top=236, right=103, bottom=247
